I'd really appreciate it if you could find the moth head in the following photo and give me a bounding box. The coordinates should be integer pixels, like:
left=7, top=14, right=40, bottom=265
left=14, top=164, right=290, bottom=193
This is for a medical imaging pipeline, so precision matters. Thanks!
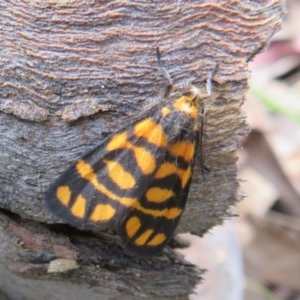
left=166, top=84, right=201, bottom=105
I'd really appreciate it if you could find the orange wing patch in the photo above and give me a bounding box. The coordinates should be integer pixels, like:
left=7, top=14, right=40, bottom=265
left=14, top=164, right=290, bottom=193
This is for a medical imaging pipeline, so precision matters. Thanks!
left=56, top=186, right=71, bottom=206
left=155, top=163, right=192, bottom=188
left=145, top=187, right=175, bottom=203
left=104, top=159, right=136, bottom=189
left=90, top=204, right=116, bottom=222
left=134, top=118, right=167, bottom=147
left=169, top=141, right=195, bottom=162
left=71, top=194, right=86, bottom=218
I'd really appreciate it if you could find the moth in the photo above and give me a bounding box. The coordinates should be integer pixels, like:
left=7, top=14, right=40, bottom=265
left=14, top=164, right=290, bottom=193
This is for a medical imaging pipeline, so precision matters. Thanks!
left=46, top=49, right=215, bottom=256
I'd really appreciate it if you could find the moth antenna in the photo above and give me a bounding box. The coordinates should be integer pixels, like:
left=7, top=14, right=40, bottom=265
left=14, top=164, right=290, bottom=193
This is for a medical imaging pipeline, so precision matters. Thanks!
left=205, top=63, right=218, bottom=96
left=156, top=47, right=173, bottom=96
left=198, top=63, right=218, bottom=178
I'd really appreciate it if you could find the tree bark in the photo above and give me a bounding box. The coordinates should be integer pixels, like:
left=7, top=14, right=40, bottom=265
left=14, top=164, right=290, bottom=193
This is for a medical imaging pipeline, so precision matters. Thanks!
left=0, top=1, right=285, bottom=299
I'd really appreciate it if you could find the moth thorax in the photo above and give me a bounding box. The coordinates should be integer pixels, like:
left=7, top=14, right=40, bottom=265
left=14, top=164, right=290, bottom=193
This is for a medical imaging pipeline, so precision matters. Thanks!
left=173, top=87, right=201, bottom=120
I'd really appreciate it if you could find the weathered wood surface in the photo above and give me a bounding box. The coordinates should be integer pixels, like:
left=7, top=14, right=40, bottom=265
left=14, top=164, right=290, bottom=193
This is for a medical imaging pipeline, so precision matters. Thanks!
left=0, top=1, right=284, bottom=299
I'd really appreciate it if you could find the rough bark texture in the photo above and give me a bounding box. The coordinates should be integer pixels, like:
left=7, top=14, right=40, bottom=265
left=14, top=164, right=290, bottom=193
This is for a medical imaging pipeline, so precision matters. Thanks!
left=0, top=1, right=285, bottom=299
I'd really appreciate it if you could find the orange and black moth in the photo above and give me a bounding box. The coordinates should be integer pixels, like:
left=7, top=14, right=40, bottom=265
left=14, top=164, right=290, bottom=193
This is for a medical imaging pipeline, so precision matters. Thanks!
left=46, top=62, right=205, bottom=257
